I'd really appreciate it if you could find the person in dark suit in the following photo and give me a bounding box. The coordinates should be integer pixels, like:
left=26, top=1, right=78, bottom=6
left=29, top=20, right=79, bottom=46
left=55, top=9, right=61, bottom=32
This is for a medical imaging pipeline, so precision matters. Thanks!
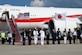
left=77, top=28, right=81, bottom=43
left=28, top=29, right=32, bottom=45
left=21, top=29, right=26, bottom=45
left=12, top=31, right=15, bottom=45
left=57, top=28, right=61, bottom=44
left=51, top=29, right=56, bottom=44
left=67, top=29, right=72, bottom=44
left=46, top=30, right=50, bottom=44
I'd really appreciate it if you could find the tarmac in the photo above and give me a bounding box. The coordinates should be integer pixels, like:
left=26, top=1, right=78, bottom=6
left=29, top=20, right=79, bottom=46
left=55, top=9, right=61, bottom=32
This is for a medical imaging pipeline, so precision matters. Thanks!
left=0, top=40, right=82, bottom=55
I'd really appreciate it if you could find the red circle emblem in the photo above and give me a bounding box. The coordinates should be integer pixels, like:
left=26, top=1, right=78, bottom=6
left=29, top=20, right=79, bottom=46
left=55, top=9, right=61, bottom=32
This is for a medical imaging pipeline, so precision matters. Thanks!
left=58, top=14, right=62, bottom=19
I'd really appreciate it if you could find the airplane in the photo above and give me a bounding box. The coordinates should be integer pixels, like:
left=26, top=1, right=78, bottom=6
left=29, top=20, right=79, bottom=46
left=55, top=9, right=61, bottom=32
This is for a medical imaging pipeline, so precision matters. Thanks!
left=0, top=4, right=82, bottom=33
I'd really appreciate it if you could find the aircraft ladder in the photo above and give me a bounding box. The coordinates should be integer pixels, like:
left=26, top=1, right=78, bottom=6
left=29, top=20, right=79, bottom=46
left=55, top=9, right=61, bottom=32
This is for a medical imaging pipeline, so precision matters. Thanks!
left=5, top=15, right=20, bottom=42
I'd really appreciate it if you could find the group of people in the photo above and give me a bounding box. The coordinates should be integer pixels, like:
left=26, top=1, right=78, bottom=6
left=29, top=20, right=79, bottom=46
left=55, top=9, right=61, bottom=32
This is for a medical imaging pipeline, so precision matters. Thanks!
left=20, top=28, right=45, bottom=45
left=20, top=27, right=82, bottom=45
left=0, top=27, right=82, bottom=45
left=50, top=28, right=82, bottom=44
left=0, top=31, right=15, bottom=45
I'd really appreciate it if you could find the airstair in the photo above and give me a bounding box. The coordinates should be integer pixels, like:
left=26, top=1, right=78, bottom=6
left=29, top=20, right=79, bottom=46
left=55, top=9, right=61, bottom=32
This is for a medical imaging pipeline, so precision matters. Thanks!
left=2, top=11, right=20, bottom=42
left=7, top=17, right=20, bottom=42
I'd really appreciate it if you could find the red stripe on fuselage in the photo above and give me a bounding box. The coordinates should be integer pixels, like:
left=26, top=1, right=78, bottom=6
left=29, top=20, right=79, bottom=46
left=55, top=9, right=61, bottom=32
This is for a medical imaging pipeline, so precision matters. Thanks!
left=0, top=14, right=82, bottom=22
left=15, top=14, right=82, bottom=22
left=66, top=14, right=82, bottom=18
left=15, top=17, right=52, bottom=22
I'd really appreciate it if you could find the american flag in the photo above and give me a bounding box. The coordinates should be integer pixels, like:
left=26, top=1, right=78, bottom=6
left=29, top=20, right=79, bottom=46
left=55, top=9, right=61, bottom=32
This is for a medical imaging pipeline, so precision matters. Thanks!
left=17, top=13, right=29, bottom=19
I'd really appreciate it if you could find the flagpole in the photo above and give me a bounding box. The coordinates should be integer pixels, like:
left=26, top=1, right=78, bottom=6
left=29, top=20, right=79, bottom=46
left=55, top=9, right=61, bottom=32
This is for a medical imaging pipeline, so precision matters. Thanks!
left=65, top=18, right=67, bottom=31
left=65, top=13, right=67, bottom=31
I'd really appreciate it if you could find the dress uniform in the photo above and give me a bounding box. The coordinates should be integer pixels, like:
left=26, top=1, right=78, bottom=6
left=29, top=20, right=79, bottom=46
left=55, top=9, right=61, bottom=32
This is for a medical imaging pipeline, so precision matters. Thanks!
left=63, top=30, right=67, bottom=44
left=33, top=28, right=39, bottom=45
left=40, top=29, right=45, bottom=45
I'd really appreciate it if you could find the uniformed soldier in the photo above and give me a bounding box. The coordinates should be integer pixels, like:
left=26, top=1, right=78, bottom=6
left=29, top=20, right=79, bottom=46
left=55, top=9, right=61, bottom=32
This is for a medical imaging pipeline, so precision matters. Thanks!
left=40, top=29, right=45, bottom=45
left=63, top=29, right=67, bottom=44
left=33, top=28, right=39, bottom=45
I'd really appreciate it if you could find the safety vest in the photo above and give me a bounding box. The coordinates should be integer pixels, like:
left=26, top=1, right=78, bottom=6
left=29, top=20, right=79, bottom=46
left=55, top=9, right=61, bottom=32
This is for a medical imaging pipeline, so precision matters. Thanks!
left=1, top=32, right=6, bottom=39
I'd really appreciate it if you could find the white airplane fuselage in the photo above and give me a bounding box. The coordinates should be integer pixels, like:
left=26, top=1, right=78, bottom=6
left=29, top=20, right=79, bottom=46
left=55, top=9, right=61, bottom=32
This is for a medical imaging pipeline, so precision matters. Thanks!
left=0, top=5, right=82, bottom=32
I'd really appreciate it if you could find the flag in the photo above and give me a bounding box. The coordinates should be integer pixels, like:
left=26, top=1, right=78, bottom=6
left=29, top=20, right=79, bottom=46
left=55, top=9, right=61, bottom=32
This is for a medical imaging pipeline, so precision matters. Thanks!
left=17, top=12, right=29, bottom=19
left=55, top=13, right=66, bottom=20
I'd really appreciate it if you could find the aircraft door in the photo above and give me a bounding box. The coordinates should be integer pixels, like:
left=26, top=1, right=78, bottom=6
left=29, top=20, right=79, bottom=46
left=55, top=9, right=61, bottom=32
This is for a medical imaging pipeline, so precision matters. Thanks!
left=1, top=11, right=9, bottom=20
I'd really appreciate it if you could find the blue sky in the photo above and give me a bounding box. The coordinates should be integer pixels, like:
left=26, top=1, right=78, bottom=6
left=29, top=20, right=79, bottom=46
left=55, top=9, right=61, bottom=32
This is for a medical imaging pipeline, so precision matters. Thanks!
left=0, top=0, right=31, bottom=6
left=0, top=0, right=82, bottom=8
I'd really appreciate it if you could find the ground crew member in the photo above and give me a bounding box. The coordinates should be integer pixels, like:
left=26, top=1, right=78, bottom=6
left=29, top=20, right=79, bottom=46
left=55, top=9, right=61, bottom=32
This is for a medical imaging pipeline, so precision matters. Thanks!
left=1, top=31, right=6, bottom=44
